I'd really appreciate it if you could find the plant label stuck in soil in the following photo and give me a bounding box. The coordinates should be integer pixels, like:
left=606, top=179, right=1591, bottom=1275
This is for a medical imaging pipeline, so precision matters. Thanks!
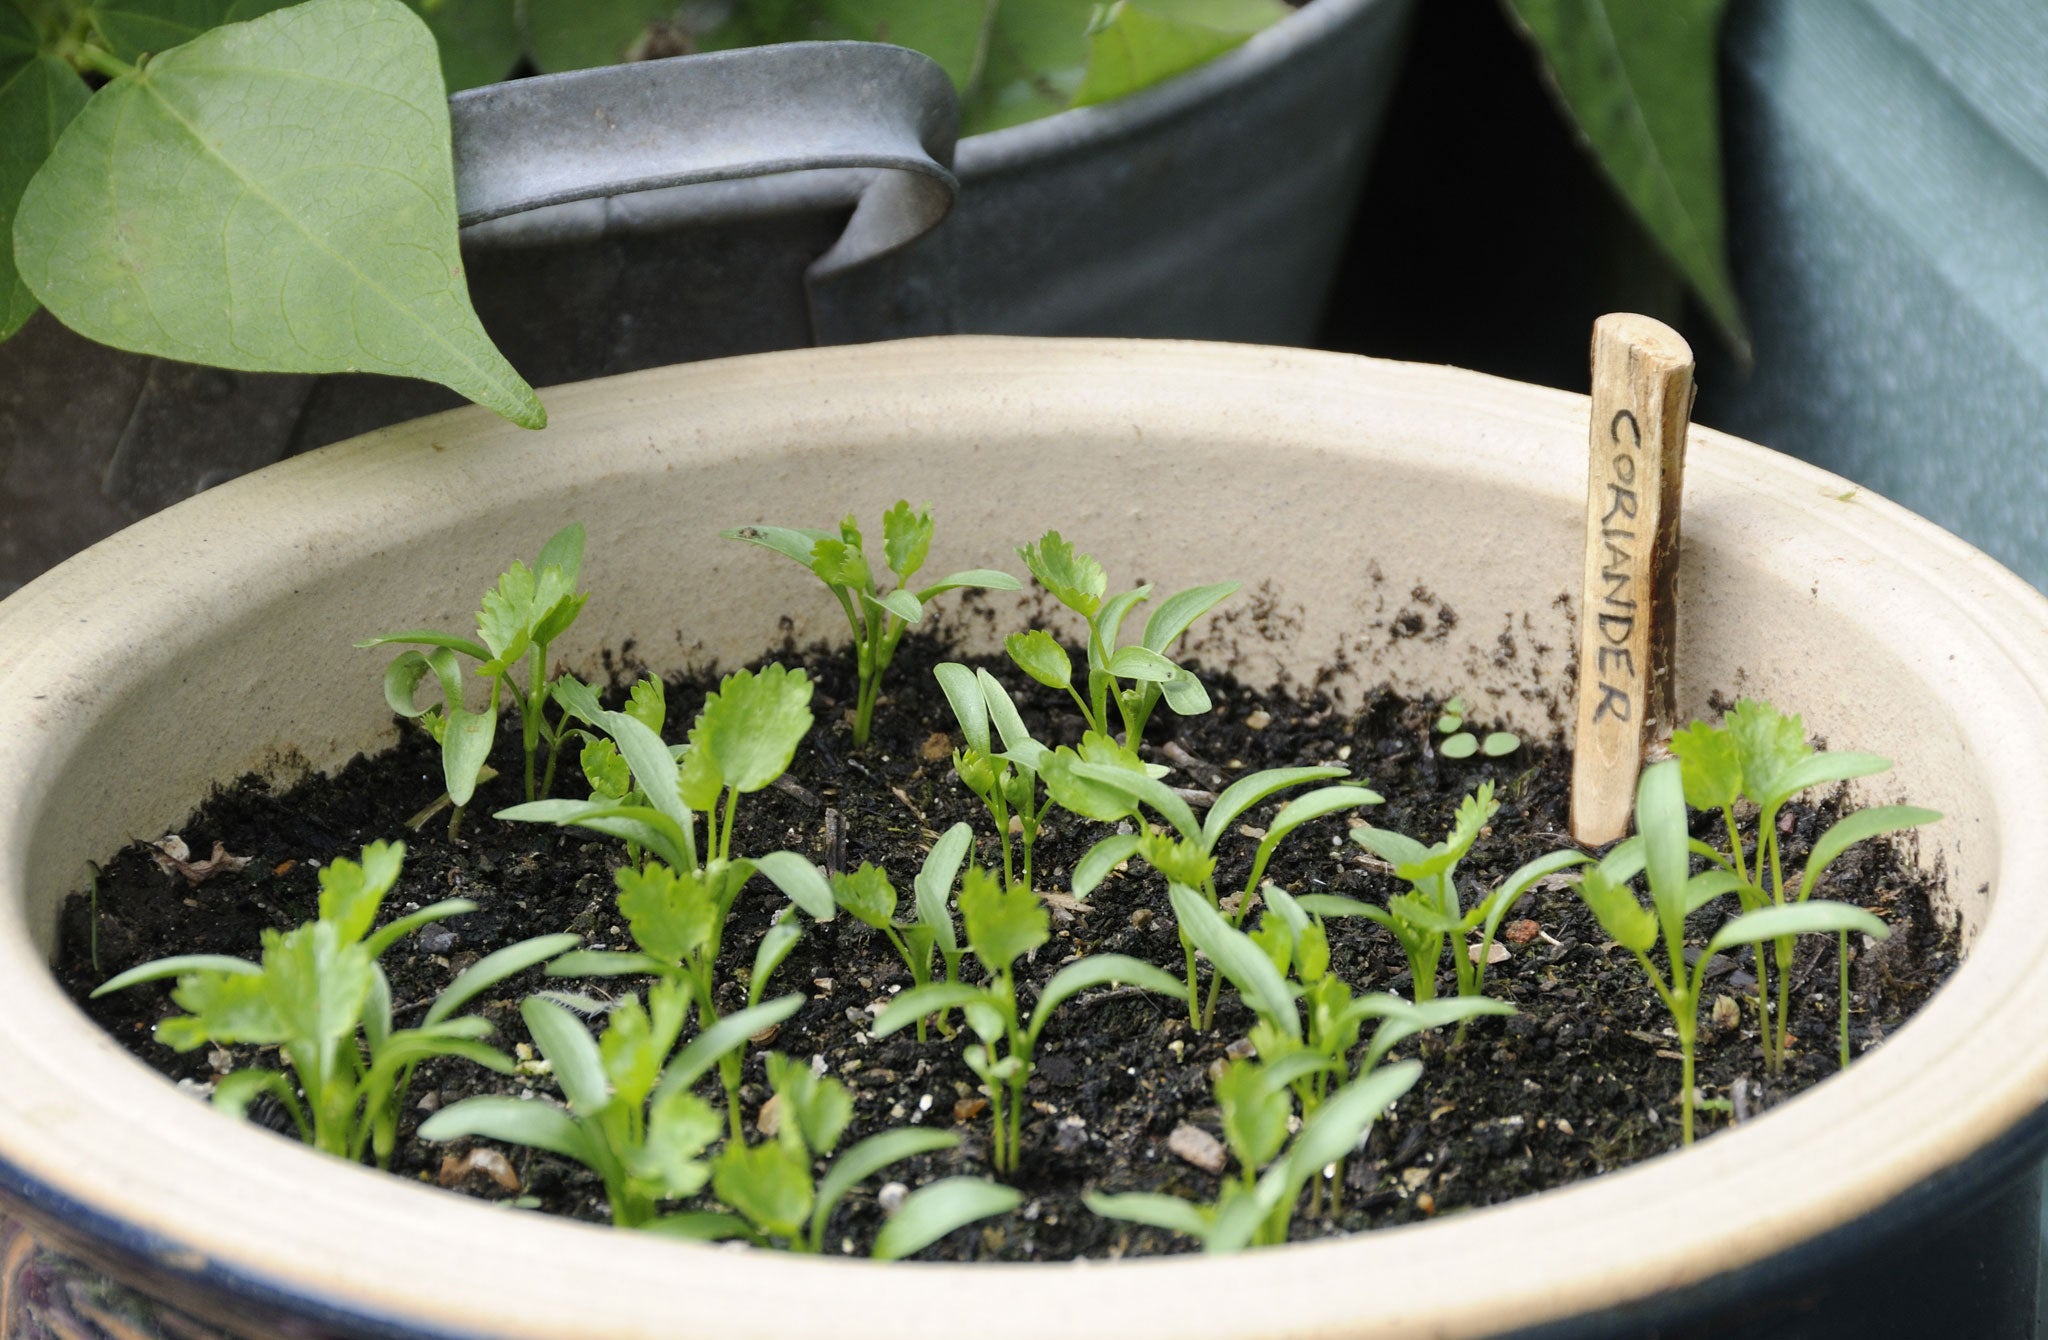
left=1572, top=314, right=1694, bottom=845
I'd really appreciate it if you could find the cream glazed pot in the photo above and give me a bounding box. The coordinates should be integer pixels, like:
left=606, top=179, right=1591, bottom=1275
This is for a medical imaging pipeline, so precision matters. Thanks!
left=0, top=338, right=2043, bottom=1339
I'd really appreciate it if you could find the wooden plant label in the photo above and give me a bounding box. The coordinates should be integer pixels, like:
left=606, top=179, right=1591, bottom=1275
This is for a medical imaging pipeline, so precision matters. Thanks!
left=1571, top=314, right=1695, bottom=846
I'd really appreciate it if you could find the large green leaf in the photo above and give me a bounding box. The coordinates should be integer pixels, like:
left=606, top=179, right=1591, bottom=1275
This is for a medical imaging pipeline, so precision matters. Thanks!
left=0, top=9, right=88, bottom=337
left=1502, top=0, right=1747, bottom=355
left=15, top=0, right=544, bottom=425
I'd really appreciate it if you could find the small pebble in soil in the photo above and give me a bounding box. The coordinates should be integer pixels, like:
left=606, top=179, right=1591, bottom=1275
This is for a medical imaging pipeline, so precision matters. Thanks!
left=1710, top=995, right=1741, bottom=1037
left=437, top=1148, right=520, bottom=1194
left=1169, top=1123, right=1227, bottom=1174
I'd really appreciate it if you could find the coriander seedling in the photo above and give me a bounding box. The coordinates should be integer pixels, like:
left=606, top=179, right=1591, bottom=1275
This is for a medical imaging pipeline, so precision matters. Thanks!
left=1671, top=698, right=1938, bottom=1070
left=873, top=868, right=1186, bottom=1172
left=96, top=841, right=578, bottom=1167
left=696, top=1051, right=1013, bottom=1255
left=421, top=989, right=801, bottom=1227
left=934, top=663, right=1056, bottom=892
left=1085, top=1058, right=1421, bottom=1251
left=830, top=822, right=975, bottom=1040
left=724, top=505, right=1021, bottom=746
left=1174, top=883, right=1509, bottom=1152
left=1059, top=760, right=1381, bottom=1026
left=360, top=524, right=589, bottom=829
left=1244, top=886, right=1515, bottom=1092
left=503, top=669, right=835, bottom=936
left=1008, top=530, right=1235, bottom=760
left=503, top=667, right=836, bottom=1131
left=1435, top=695, right=1519, bottom=759
left=1332, top=785, right=1588, bottom=1003
left=1572, top=761, right=1888, bottom=1141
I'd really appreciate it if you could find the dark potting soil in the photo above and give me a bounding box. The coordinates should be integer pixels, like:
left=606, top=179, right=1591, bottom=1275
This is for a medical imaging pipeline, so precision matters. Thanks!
left=51, top=632, right=1956, bottom=1262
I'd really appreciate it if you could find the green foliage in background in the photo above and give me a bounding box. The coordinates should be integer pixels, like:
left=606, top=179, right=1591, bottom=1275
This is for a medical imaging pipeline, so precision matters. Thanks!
left=1501, top=0, right=1749, bottom=356
left=2, top=0, right=1282, bottom=422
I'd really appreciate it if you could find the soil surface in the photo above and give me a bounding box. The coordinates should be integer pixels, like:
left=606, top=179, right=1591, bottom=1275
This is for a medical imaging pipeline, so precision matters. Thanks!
left=53, top=633, right=1956, bottom=1261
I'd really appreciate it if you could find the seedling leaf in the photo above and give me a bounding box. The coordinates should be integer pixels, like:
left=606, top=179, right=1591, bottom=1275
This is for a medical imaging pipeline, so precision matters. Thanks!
left=722, top=524, right=833, bottom=567
left=865, top=588, right=924, bottom=625
left=1081, top=1190, right=1211, bottom=1239
left=812, top=1128, right=959, bottom=1247
left=713, top=1142, right=813, bottom=1241
left=1670, top=718, right=1742, bottom=811
left=1019, top=531, right=1106, bottom=617
left=881, top=500, right=933, bottom=582
left=1070, top=760, right=1200, bottom=842
left=1006, top=629, right=1074, bottom=691
left=520, top=996, right=609, bottom=1115
left=832, top=864, right=899, bottom=931
left=959, top=867, right=1049, bottom=975
left=1105, top=645, right=1180, bottom=683
left=1141, top=581, right=1239, bottom=654
left=916, top=569, right=1023, bottom=599
left=657, top=994, right=805, bottom=1099
left=92, top=955, right=263, bottom=996
left=873, top=983, right=990, bottom=1038
left=1203, top=766, right=1351, bottom=850
left=935, top=662, right=993, bottom=754
left=1797, top=806, right=1941, bottom=903
left=418, top=1095, right=596, bottom=1164
left=749, top=920, right=804, bottom=1008
left=872, top=1178, right=1023, bottom=1261
left=1705, top=902, right=1889, bottom=959
left=750, top=850, right=837, bottom=922
left=687, top=665, right=814, bottom=795
left=1026, top=954, right=1186, bottom=1049
left=1072, top=834, right=1144, bottom=898
left=1171, top=884, right=1297, bottom=1039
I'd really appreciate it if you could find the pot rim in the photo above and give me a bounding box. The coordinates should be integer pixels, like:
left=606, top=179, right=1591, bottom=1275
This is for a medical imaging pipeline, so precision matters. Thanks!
left=2, top=337, right=2045, bottom=1340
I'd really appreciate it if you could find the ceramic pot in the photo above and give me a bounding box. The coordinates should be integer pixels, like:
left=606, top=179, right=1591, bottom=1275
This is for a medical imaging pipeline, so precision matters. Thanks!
left=0, top=0, right=1414, bottom=592
left=0, top=338, right=2041, bottom=1339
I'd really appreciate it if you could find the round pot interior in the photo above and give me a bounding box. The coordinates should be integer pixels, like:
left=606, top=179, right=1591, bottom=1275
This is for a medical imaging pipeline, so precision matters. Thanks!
left=1, top=337, right=2045, bottom=1339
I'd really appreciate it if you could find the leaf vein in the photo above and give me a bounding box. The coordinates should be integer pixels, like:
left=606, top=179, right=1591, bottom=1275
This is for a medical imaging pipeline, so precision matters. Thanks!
left=130, top=67, right=508, bottom=394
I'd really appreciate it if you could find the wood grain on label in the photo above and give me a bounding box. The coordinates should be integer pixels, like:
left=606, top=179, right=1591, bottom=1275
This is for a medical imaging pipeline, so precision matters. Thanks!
left=1571, top=314, right=1694, bottom=846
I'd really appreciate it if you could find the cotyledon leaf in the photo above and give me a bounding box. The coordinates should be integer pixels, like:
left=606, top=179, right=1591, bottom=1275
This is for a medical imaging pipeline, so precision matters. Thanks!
left=0, top=7, right=89, bottom=338
left=14, top=0, right=545, bottom=425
